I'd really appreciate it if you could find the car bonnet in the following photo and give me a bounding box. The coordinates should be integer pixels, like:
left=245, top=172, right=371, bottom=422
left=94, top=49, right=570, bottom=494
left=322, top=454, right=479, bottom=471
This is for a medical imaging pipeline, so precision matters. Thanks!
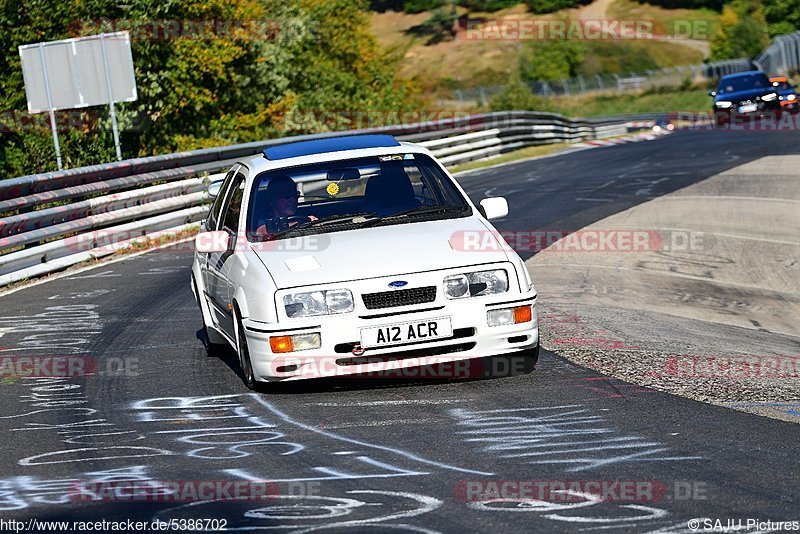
left=249, top=216, right=512, bottom=289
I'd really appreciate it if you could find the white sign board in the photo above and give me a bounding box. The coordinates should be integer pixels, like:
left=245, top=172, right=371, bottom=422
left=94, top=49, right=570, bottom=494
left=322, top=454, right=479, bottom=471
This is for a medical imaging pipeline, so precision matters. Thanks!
left=19, top=31, right=137, bottom=114
left=18, top=31, right=137, bottom=167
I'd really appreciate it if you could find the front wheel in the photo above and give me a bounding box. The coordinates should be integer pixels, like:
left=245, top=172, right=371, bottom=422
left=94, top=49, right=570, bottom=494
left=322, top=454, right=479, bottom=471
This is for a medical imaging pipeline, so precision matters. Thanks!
left=526, top=341, right=540, bottom=368
left=193, top=274, right=228, bottom=357
left=514, top=341, right=539, bottom=369
left=234, top=311, right=263, bottom=391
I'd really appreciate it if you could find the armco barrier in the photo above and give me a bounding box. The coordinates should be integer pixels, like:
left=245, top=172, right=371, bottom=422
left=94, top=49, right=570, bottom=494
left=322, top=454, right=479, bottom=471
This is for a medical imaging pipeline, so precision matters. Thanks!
left=0, top=111, right=663, bottom=287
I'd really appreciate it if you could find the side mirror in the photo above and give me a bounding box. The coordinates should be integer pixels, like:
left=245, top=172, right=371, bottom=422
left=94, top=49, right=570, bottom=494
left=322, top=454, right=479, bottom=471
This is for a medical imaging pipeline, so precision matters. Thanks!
left=479, top=197, right=509, bottom=220
left=195, top=231, right=234, bottom=253
left=708, top=90, right=717, bottom=97
left=208, top=180, right=224, bottom=198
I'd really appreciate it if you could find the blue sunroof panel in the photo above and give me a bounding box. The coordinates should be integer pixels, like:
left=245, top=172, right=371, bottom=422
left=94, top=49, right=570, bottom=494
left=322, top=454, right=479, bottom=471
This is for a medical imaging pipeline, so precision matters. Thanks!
left=263, top=134, right=400, bottom=160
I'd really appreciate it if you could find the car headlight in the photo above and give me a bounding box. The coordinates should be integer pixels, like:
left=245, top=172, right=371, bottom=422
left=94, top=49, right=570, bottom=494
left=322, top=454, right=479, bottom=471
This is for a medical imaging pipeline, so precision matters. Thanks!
left=789, top=94, right=797, bottom=101
left=761, top=93, right=777, bottom=101
left=715, top=101, right=733, bottom=109
left=443, top=269, right=508, bottom=299
left=284, top=289, right=354, bottom=318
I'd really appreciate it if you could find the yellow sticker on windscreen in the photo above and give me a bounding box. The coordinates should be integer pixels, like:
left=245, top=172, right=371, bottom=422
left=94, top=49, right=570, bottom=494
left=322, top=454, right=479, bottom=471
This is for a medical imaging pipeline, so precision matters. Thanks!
left=326, top=182, right=340, bottom=196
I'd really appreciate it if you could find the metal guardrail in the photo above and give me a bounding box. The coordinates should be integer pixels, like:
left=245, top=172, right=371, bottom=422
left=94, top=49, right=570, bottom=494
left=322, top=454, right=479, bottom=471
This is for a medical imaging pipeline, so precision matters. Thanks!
left=0, top=111, right=661, bottom=288
left=754, top=31, right=800, bottom=76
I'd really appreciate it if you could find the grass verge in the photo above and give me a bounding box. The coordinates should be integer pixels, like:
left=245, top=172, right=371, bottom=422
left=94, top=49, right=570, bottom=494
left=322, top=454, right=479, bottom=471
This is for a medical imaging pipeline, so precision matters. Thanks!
left=608, top=0, right=719, bottom=40
left=545, top=87, right=711, bottom=117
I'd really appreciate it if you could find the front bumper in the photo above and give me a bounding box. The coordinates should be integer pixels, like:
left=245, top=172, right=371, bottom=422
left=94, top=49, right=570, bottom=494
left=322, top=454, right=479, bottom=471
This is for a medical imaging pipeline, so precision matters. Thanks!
left=243, top=290, right=539, bottom=381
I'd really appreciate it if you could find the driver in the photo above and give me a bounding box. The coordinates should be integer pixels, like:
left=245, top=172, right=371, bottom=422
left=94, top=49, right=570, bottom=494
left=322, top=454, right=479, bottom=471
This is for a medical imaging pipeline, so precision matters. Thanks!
left=254, top=175, right=317, bottom=238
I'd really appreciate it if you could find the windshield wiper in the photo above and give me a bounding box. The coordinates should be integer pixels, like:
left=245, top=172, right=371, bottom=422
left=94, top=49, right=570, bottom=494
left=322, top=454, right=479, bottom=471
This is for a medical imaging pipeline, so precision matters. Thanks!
left=382, top=205, right=468, bottom=219
left=266, top=206, right=466, bottom=239
left=337, top=205, right=468, bottom=231
left=268, top=212, right=378, bottom=239
left=294, top=212, right=378, bottom=229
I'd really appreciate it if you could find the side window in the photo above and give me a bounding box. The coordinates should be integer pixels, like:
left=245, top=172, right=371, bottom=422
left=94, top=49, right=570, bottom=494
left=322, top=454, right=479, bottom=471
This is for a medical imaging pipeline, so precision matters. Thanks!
left=221, top=173, right=246, bottom=233
left=207, top=168, right=237, bottom=230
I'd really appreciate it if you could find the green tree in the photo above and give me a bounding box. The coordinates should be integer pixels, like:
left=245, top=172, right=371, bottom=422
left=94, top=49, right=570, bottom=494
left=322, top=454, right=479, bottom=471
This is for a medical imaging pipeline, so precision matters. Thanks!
left=0, top=0, right=120, bottom=175
left=458, top=0, right=518, bottom=10
left=710, top=1, right=768, bottom=60
left=519, top=38, right=586, bottom=81
left=289, top=0, right=418, bottom=117
left=489, top=71, right=552, bottom=111
left=419, top=0, right=459, bottom=43
left=524, top=0, right=590, bottom=15
left=762, top=0, right=800, bottom=36
left=403, top=0, right=442, bottom=13
left=634, top=0, right=723, bottom=9
left=0, top=0, right=419, bottom=176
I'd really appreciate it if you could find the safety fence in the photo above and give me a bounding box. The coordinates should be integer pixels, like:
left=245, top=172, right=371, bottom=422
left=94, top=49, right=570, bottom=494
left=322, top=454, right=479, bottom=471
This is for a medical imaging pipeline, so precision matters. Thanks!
left=452, top=58, right=755, bottom=105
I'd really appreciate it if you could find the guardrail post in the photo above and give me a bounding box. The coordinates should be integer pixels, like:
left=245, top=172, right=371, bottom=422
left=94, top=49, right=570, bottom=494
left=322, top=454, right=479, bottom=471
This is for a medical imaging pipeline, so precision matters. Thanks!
left=100, top=34, right=123, bottom=162
left=37, top=43, right=63, bottom=171
left=779, top=37, right=789, bottom=74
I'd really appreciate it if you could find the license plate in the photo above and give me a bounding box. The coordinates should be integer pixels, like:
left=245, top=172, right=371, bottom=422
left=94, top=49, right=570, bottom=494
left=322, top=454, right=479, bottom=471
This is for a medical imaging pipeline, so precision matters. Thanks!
left=739, top=104, right=757, bottom=113
left=360, top=317, right=453, bottom=348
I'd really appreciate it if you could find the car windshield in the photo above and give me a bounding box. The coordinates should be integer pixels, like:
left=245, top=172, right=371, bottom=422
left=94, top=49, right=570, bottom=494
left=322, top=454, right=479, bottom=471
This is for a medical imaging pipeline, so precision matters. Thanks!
left=246, top=153, right=471, bottom=241
left=717, top=74, right=770, bottom=94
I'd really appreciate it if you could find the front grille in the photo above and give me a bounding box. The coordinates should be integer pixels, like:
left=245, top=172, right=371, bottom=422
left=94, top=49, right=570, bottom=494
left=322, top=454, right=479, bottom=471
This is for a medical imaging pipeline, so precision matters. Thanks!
left=362, top=286, right=437, bottom=310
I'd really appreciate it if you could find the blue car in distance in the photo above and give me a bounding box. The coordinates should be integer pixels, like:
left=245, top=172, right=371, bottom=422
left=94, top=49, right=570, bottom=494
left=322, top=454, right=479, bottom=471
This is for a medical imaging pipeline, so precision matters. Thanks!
left=710, top=71, right=780, bottom=122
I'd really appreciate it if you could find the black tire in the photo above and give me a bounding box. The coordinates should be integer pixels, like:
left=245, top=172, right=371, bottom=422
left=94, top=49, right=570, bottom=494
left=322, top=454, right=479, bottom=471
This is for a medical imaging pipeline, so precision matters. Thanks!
left=516, top=341, right=539, bottom=369
left=235, top=311, right=261, bottom=391
left=193, top=275, right=227, bottom=357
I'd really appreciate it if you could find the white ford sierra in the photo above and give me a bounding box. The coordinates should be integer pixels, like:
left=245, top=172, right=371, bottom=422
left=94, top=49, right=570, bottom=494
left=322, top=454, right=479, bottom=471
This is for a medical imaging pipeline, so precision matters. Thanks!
left=191, top=134, right=538, bottom=389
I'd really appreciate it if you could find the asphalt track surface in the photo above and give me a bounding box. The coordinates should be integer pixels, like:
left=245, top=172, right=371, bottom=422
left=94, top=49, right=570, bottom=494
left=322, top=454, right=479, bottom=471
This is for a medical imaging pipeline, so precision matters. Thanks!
left=1, top=130, right=799, bottom=533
